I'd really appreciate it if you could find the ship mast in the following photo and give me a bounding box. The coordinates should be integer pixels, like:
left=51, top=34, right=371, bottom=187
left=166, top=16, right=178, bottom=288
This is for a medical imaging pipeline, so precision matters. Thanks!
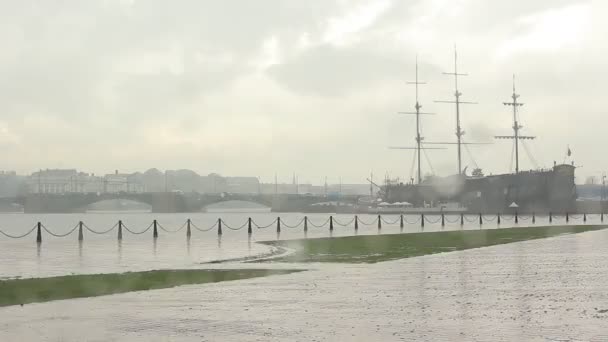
left=435, top=47, right=477, bottom=175
left=390, top=56, right=444, bottom=184
left=495, top=75, right=536, bottom=173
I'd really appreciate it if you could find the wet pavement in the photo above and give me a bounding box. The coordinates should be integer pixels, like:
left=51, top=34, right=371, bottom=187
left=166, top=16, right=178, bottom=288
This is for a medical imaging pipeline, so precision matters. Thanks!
left=1, top=219, right=607, bottom=341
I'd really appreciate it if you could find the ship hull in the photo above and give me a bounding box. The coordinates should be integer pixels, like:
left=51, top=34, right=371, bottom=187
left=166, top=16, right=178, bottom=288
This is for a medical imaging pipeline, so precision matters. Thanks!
left=385, top=164, right=576, bottom=214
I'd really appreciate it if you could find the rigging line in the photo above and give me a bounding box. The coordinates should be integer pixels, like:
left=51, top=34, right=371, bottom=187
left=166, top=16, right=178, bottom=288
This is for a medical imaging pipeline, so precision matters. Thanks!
left=522, top=140, right=539, bottom=169
left=463, top=142, right=479, bottom=169
left=421, top=144, right=435, bottom=175
left=509, top=140, right=515, bottom=173
left=409, top=149, right=417, bottom=183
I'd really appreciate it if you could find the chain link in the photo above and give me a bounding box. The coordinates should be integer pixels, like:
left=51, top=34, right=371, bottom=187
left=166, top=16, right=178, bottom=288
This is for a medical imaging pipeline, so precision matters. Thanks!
left=83, top=222, right=117, bottom=235
left=380, top=216, right=401, bottom=225
left=122, top=222, right=153, bottom=235
left=282, top=218, right=305, bottom=229
left=333, top=217, right=355, bottom=227
left=0, top=224, right=38, bottom=239
left=221, top=219, right=248, bottom=231
left=253, top=219, right=278, bottom=229
left=308, top=218, right=330, bottom=228
left=157, top=221, right=188, bottom=233
left=424, top=215, right=442, bottom=224
left=191, top=220, right=217, bottom=232
left=41, top=223, right=79, bottom=238
left=356, top=217, right=378, bottom=226
left=403, top=215, right=422, bottom=224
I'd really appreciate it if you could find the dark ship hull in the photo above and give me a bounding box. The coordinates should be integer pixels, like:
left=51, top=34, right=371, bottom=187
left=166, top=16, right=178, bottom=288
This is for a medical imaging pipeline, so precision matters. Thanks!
left=385, top=164, right=576, bottom=214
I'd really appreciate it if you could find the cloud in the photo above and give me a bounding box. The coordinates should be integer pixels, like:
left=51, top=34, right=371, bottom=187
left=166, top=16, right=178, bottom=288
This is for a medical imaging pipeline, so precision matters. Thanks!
left=0, top=0, right=605, bottom=183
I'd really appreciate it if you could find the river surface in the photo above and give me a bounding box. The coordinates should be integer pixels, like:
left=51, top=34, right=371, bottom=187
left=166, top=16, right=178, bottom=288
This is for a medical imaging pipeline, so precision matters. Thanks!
left=0, top=211, right=602, bottom=279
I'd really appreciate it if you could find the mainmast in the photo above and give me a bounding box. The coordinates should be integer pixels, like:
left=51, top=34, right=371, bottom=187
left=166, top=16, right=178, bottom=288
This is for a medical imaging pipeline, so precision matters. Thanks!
left=495, top=75, right=536, bottom=174
left=390, top=56, right=443, bottom=184
left=436, top=47, right=477, bottom=175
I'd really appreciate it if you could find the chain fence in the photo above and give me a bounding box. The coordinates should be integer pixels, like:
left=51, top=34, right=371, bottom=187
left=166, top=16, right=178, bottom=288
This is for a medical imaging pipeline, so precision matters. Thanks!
left=0, top=212, right=603, bottom=241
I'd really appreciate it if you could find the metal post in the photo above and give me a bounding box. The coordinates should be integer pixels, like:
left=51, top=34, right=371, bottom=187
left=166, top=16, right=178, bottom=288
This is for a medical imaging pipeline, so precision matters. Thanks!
left=441, top=214, right=445, bottom=227
left=354, top=215, right=358, bottom=231
left=584, top=213, right=587, bottom=223
left=460, top=213, right=464, bottom=226
left=479, top=213, right=482, bottom=225
left=602, top=212, right=604, bottom=223
left=497, top=213, right=501, bottom=225
left=78, top=221, right=84, bottom=241
left=247, top=217, right=252, bottom=235
left=118, top=220, right=123, bottom=240
left=377, top=215, right=381, bottom=230
left=36, top=222, right=42, bottom=244
left=153, top=219, right=158, bottom=239
left=217, top=218, right=223, bottom=235
left=186, top=219, right=192, bottom=239
left=277, top=217, right=281, bottom=233
left=566, top=213, right=569, bottom=223
left=532, top=213, right=536, bottom=224
left=421, top=214, right=425, bottom=229
left=400, top=214, right=404, bottom=229
left=515, top=212, right=518, bottom=224
left=549, top=212, right=553, bottom=223
left=329, top=216, right=334, bottom=232
left=304, top=216, right=308, bottom=233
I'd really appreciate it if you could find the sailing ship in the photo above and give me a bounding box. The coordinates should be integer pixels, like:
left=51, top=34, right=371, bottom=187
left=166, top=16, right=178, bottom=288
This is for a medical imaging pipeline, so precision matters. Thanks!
left=378, top=49, right=576, bottom=214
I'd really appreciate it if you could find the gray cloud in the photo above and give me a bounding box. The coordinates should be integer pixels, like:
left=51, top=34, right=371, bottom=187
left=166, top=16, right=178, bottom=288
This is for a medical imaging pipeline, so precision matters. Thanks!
left=0, top=0, right=604, bottom=183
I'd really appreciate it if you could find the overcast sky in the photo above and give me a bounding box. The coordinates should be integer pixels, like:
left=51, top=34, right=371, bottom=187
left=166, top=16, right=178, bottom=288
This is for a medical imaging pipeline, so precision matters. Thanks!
left=0, top=0, right=605, bottom=184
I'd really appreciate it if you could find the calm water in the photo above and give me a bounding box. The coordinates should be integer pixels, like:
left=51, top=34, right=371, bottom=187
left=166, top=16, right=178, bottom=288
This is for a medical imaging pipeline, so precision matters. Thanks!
left=0, top=212, right=602, bottom=279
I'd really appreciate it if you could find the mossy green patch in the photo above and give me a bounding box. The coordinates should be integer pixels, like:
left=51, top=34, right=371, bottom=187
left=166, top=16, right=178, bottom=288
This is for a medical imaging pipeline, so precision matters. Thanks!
left=0, top=269, right=300, bottom=307
left=264, top=225, right=606, bottom=263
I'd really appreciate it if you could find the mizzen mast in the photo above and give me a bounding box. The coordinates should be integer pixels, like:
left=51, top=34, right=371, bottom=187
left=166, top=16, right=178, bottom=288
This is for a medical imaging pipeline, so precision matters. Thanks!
left=390, top=56, right=444, bottom=184
left=495, top=75, right=536, bottom=174
left=435, top=47, right=477, bottom=175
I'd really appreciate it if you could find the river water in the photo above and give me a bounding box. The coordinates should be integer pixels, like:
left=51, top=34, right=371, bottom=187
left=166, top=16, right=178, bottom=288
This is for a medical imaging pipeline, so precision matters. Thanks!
left=0, top=211, right=602, bottom=279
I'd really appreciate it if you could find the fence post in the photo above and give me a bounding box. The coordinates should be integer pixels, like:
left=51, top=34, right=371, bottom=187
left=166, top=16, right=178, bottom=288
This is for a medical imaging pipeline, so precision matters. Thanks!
left=377, top=215, right=382, bottom=230
left=460, top=213, right=464, bottom=226
left=515, top=212, right=518, bottom=224
left=118, top=220, right=123, bottom=240
left=217, top=218, right=223, bottom=235
left=36, top=222, right=42, bottom=244
left=532, top=213, right=536, bottom=224
left=400, top=214, right=404, bottom=230
left=566, top=212, right=569, bottom=223
left=354, top=215, right=359, bottom=231
left=421, top=214, right=425, bottom=229
left=329, top=216, right=334, bottom=232
left=584, top=213, right=587, bottom=222
left=441, top=213, right=445, bottom=227
left=602, top=212, right=604, bottom=223
left=277, top=217, right=281, bottom=233
left=153, top=220, right=159, bottom=239
left=549, top=212, right=553, bottom=223
left=479, top=213, right=483, bottom=226
left=497, top=213, right=501, bottom=225
left=186, top=219, right=192, bottom=239
left=78, top=221, right=84, bottom=241
left=304, top=216, right=308, bottom=233
left=247, top=217, right=252, bottom=235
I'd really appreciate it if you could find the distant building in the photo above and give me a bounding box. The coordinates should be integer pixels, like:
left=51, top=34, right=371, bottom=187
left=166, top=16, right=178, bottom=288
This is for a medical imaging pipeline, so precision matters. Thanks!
left=103, top=170, right=144, bottom=193
left=28, top=169, right=102, bottom=194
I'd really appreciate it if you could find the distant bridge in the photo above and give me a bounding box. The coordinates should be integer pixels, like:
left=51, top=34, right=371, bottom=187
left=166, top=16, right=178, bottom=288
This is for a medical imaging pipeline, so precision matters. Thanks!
left=0, top=192, right=362, bottom=213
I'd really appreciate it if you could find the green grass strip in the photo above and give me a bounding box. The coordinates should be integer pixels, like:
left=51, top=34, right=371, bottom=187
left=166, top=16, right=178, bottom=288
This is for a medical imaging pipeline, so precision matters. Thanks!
left=263, top=225, right=607, bottom=264
left=0, top=269, right=300, bottom=307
